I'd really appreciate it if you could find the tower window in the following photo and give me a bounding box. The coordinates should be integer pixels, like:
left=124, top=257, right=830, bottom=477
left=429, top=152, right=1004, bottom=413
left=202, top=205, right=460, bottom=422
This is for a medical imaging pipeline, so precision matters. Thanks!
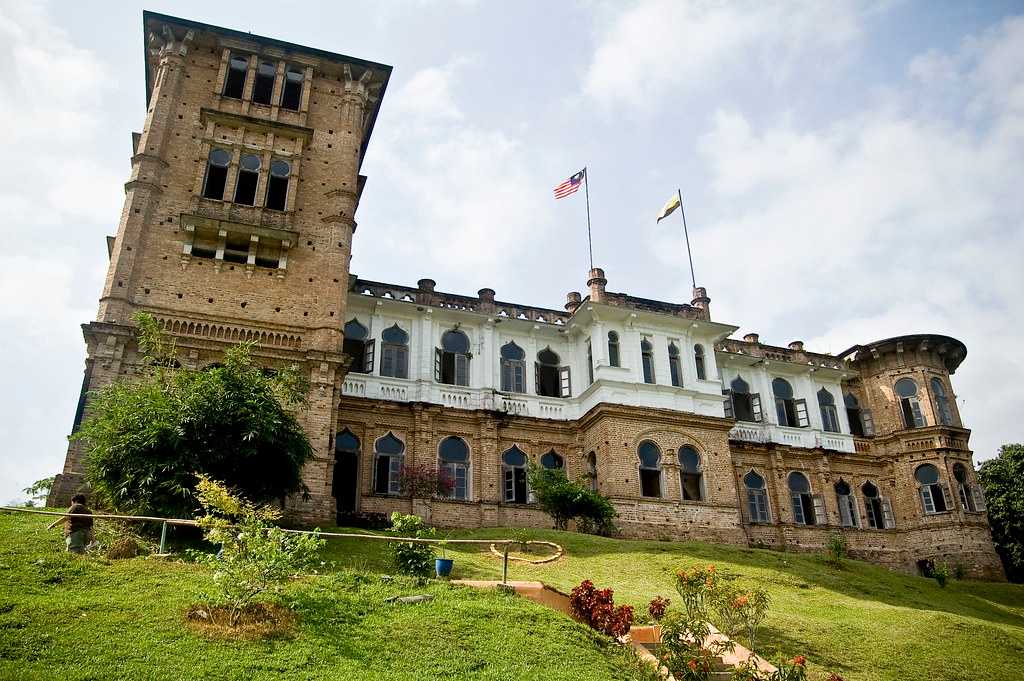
left=222, top=54, right=249, bottom=99
left=694, top=344, right=706, bottom=380
left=862, top=481, right=894, bottom=529
left=536, top=347, right=567, bottom=398
left=931, top=377, right=954, bottom=426
left=817, top=388, right=841, bottom=433
left=607, top=331, right=620, bottom=367
left=641, top=339, right=655, bottom=384
left=252, top=60, right=276, bottom=105
left=380, top=324, right=409, bottom=379
left=844, top=392, right=874, bottom=437
left=835, top=480, right=858, bottom=527
left=787, top=471, right=817, bottom=525
left=500, top=341, right=526, bottom=393
left=896, top=378, right=926, bottom=429
left=265, top=160, right=290, bottom=211
left=586, top=339, right=594, bottom=385
left=202, top=148, right=231, bottom=200
left=233, top=154, right=261, bottom=206
left=915, top=463, right=948, bottom=514
left=281, top=65, right=304, bottom=111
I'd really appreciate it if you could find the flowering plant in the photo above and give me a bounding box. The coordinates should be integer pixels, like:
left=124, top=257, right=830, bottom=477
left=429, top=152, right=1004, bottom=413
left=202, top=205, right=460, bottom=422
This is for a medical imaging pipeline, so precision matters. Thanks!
left=569, top=579, right=634, bottom=637
left=648, top=595, right=671, bottom=621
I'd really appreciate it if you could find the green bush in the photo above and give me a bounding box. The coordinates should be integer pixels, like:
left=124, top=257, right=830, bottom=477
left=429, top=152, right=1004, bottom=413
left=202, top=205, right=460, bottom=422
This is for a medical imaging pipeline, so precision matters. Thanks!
left=76, top=313, right=313, bottom=519
left=824, top=531, right=848, bottom=568
left=526, top=464, right=617, bottom=533
left=387, top=512, right=435, bottom=579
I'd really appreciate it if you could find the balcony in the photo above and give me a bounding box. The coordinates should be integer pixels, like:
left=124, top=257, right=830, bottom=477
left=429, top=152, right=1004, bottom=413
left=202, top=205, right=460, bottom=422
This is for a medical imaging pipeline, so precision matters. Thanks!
left=729, top=422, right=855, bottom=453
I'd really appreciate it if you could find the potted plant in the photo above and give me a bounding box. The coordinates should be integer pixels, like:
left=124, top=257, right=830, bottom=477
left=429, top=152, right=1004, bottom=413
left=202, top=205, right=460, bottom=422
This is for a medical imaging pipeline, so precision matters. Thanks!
left=435, top=538, right=454, bottom=578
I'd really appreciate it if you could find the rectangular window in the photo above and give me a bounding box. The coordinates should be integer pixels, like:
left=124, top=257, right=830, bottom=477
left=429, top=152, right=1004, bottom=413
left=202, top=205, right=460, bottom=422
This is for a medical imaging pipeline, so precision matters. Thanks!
left=669, top=356, right=682, bottom=387
left=375, top=455, right=401, bottom=495
left=821, top=405, right=840, bottom=433
left=455, top=353, right=470, bottom=386
left=381, top=344, right=408, bottom=379
left=748, top=489, right=769, bottom=523
left=640, top=469, right=661, bottom=498
left=222, top=53, right=248, bottom=99
left=443, top=463, right=467, bottom=500
left=881, top=497, right=895, bottom=528
left=812, top=495, right=826, bottom=525
left=791, top=494, right=805, bottom=524
left=234, top=168, right=259, bottom=206
left=501, top=360, right=525, bottom=392
left=388, top=456, right=402, bottom=495
left=920, top=486, right=936, bottom=514
left=281, top=65, right=304, bottom=110
left=722, top=389, right=734, bottom=418
left=642, top=353, right=655, bottom=384
left=202, top=164, right=228, bottom=200
left=252, top=60, right=276, bottom=105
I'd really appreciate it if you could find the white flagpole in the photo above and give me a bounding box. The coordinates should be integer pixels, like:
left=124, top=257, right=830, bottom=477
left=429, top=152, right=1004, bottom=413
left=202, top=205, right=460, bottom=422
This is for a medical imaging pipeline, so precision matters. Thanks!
left=584, top=168, right=594, bottom=271
left=678, top=189, right=696, bottom=289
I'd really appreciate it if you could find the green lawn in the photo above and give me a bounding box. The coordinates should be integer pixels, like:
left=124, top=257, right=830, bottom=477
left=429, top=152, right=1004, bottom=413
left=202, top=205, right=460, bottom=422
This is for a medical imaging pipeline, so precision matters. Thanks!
left=3, top=511, right=1022, bottom=681
left=320, top=525, right=1024, bottom=681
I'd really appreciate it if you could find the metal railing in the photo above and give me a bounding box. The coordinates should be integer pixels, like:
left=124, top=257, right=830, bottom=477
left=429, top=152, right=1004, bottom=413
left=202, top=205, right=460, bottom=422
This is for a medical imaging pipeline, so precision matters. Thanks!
left=0, top=506, right=525, bottom=583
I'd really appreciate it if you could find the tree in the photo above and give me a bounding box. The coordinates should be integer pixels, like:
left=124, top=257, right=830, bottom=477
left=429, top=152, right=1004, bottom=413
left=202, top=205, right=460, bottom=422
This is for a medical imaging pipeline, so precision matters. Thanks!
left=978, top=443, right=1024, bottom=582
left=526, top=464, right=617, bottom=533
left=22, top=476, right=55, bottom=507
left=74, top=313, right=313, bottom=519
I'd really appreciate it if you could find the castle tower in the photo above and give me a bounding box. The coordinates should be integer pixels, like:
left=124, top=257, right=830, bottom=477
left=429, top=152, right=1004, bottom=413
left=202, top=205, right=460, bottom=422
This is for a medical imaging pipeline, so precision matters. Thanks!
left=49, top=13, right=392, bottom=522
left=840, top=334, right=1002, bottom=578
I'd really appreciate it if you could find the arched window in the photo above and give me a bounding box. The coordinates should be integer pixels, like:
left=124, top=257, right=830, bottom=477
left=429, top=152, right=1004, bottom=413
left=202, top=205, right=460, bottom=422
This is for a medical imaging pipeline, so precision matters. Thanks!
left=773, top=378, right=808, bottom=427
left=438, top=436, right=470, bottom=500
left=280, top=64, right=304, bottom=110
left=637, top=440, right=662, bottom=498
left=202, top=148, right=231, bottom=200
left=844, top=392, right=874, bottom=437
left=234, top=154, right=261, bottom=205
left=536, top=347, right=562, bottom=398
left=222, top=53, right=248, bottom=99
left=895, top=378, right=926, bottom=429
left=694, top=344, right=707, bottom=380
left=861, top=481, right=892, bottom=529
left=500, top=341, right=526, bottom=393
left=931, top=377, right=954, bottom=426
left=678, top=446, right=703, bottom=501
left=724, top=375, right=762, bottom=422
left=744, top=471, right=770, bottom=523
left=915, top=463, right=948, bottom=514
left=502, top=446, right=528, bottom=504
left=952, top=462, right=975, bottom=512
left=373, top=432, right=405, bottom=495
left=818, top=388, right=841, bottom=433
left=344, top=319, right=373, bottom=374
left=437, top=329, right=470, bottom=386
left=333, top=430, right=360, bottom=516
left=668, top=342, right=683, bottom=387
left=585, top=451, right=598, bottom=492
left=607, top=331, right=620, bottom=367
left=834, top=480, right=858, bottom=528
left=787, top=472, right=818, bottom=525
left=641, top=339, right=656, bottom=384
left=252, top=59, right=276, bottom=105
left=540, top=450, right=564, bottom=471
left=380, top=324, right=409, bottom=379
left=265, top=160, right=290, bottom=211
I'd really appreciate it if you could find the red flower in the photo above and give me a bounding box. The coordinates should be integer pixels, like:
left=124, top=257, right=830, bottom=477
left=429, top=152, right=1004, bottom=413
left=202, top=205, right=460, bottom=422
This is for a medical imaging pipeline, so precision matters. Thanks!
left=792, top=655, right=807, bottom=666
left=688, top=659, right=698, bottom=671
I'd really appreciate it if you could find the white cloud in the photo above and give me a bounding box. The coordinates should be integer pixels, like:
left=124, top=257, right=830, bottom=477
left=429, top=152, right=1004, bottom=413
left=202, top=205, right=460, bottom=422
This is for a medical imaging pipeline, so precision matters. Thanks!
left=678, top=15, right=1024, bottom=462
left=583, top=0, right=865, bottom=109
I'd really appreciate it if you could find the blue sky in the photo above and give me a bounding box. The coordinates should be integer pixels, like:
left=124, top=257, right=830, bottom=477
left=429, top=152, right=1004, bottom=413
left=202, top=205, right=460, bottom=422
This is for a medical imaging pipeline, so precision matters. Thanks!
left=1, top=0, right=1022, bottom=503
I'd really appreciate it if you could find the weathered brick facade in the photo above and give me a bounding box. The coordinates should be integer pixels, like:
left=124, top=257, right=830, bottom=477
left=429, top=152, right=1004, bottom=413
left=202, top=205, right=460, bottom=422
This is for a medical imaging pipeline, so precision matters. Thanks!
left=51, top=14, right=1004, bottom=581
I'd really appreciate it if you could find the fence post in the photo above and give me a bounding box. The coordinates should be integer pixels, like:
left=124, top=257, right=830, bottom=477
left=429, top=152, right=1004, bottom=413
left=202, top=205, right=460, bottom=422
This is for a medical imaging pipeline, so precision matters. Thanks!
left=159, top=521, right=168, bottom=554
left=502, top=543, right=510, bottom=585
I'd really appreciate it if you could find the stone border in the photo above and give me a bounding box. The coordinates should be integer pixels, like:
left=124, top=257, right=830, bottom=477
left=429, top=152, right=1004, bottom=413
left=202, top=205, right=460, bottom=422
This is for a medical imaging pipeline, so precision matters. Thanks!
left=489, top=540, right=564, bottom=564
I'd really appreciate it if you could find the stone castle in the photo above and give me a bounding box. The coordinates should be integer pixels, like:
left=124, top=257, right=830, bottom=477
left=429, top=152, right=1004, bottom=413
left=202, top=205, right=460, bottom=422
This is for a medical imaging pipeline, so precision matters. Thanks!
left=50, top=12, right=1004, bottom=579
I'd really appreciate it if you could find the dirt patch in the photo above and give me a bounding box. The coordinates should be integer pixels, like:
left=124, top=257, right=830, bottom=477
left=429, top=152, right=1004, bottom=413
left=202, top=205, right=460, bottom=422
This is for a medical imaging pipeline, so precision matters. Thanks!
left=184, top=603, right=297, bottom=639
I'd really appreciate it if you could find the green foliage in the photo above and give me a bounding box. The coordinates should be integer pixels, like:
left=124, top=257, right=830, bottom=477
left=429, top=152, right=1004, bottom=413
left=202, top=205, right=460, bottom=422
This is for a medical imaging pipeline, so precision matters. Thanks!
left=978, top=443, right=1024, bottom=582
left=75, top=312, right=313, bottom=519
left=526, top=464, right=617, bottom=533
left=709, top=579, right=771, bottom=654
left=932, top=562, right=949, bottom=588
left=190, top=475, right=324, bottom=625
left=659, top=565, right=735, bottom=681
left=824, top=531, right=848, bottom=568
left=387, top=512, right=435, bottom=579
left=21, top=476, right=54, bottom=506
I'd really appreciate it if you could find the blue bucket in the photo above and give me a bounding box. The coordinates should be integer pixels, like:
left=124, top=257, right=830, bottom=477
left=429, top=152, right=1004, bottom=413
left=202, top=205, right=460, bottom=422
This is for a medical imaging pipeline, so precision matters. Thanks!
left=435, top=558, right=454, bottom=578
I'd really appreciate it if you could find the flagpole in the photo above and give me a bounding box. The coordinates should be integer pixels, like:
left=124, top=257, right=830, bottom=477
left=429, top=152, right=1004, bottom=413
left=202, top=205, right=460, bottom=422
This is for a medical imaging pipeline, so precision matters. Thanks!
left=678, top=189, right=696, bottom=289
left=584, top=168, right=594, bottom=271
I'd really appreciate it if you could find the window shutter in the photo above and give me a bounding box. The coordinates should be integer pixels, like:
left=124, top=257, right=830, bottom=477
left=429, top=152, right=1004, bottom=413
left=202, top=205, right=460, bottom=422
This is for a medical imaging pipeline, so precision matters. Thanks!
left=795, top=399, right=810, bottom=427
left=881, top=497, right=896, bottom=529
left=751, top=393, right=763, bottom=422
left=972, top=485, right=987, bottom=512
left=958, top=484, right=970, bottom=511
left=380, top=345, right=394, bottom=378
left=722, top=389, right=734, bottom=419
left=534, top=362, right=542, bottom=395
left=363, top=339, right=376, bottom=374
left=455, top=354, right=470, bottom=386
left=838, top=495, right=852, bottom=527
left=920, top=486, right=935, bottom=514
left=812, top=494, right=827, bottom=525
left=397, top=346, right=408, bottom=379
left=503, top=467, right=513, bottom=502
left=514, top=362, right=525, bottom=393
left=559, top=366, right=572, bottom=398
left=860, top=409, right=875, bottom=436
left=939, top=482, right=952, bottom=510
left=434, top=348, right=442, bottom=381
left=791, top=494, right=805, bottom=524
left=911, top=398, right=926, bottom=427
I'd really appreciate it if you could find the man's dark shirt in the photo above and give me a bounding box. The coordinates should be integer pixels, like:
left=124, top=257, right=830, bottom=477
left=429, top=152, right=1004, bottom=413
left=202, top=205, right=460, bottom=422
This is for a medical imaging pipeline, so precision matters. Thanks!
left=64, top=503, right=94, bottom=536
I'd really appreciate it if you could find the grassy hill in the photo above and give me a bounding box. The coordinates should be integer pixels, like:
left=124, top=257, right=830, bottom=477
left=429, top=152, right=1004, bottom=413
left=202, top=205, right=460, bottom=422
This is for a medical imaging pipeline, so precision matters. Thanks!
left=2, top=510, right=1023, bottom=681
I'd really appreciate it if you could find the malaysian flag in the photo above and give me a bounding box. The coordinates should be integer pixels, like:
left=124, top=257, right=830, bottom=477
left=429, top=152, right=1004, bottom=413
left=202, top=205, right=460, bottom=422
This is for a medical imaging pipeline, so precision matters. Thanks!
left=553, top=169, right=585, bottom=199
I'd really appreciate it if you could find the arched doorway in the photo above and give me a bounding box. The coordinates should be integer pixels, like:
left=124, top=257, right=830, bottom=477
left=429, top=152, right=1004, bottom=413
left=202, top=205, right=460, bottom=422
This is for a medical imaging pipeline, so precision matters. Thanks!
left=333, top=429, right=360, bottom=522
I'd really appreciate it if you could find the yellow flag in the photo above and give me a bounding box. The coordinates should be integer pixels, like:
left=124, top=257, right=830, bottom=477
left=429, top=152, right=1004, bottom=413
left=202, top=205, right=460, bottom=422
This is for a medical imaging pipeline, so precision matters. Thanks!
left=656, top=193, right=680, bottom=222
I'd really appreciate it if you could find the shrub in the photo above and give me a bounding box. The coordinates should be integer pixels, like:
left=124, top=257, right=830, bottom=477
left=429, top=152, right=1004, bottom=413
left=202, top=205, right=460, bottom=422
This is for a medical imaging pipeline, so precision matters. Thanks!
left=709, top=580, right=771, bottom=654
left=933, top=562, right=949, bottom=588
left=569, top=579, right=633, bottom=638
left=387, top=512, right=435, bottom=579
left=526, top=464, right=617, bottom=533
left=77, top=313, right=313, bottom=519
left=825, top=531, right=848, bottom=568
left=953, top=563, right=967, bottom=581
left=647, top=595, right=670, bottom=621
left=399, top=463, right=454, bottom=498
left=190, top=475, right=325, bottom=626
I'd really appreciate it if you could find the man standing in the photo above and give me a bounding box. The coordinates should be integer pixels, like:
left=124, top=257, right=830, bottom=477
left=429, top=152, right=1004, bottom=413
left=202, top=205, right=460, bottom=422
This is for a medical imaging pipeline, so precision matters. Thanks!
left=48, top=493, right=94, bottom=554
